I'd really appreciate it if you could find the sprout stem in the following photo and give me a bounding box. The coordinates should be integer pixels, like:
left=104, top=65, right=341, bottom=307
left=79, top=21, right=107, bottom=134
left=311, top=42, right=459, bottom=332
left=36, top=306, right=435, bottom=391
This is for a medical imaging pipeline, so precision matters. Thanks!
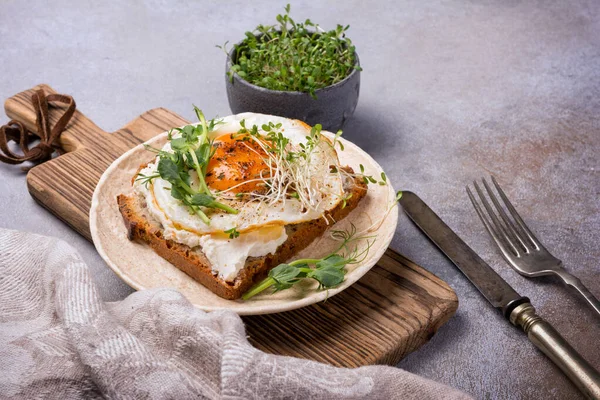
left=211, top=201, right=239, bottom=214
left=192, top=206, right=210, bottom=225
left=242, top=277, right=276, bottom=300
left=189, top=149, right=211, bottom=194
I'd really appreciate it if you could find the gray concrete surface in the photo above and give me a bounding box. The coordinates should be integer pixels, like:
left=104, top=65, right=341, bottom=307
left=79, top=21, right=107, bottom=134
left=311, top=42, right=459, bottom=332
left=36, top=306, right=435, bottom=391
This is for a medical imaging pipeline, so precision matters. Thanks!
left=1, top=1, right=599, bottom=398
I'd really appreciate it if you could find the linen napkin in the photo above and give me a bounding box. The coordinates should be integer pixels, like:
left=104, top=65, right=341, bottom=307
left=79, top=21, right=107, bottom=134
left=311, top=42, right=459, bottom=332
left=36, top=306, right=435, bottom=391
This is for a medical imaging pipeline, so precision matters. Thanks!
left=0, top=228, right=470, bottom=399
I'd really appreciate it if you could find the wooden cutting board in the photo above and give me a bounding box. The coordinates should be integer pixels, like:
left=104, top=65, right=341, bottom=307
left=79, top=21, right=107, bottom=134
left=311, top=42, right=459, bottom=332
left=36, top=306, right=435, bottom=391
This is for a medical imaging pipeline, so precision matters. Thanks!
left=4, top=84, right=458, bottom=368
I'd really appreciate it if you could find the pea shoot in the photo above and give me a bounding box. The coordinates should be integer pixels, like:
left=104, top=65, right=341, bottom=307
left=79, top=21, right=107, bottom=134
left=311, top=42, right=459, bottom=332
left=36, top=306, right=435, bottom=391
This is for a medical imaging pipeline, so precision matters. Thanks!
left=242, top=224, right=373, bottom=300
left=137, top=107, right=238, bottom=225
left=220, top=4, right=361, bottom=98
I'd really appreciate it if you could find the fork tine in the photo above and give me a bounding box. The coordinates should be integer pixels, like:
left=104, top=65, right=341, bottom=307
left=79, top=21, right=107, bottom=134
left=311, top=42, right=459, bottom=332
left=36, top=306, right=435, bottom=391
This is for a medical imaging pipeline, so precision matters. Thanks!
left=467, top=184, right=521, bottom=257
left=466, top=186, right=500, bottom=243
left=472, top=181, right=521, bottom=256
left=481, top=177, right=530, bottom=252
left=491, top=176, right=542, bottom=250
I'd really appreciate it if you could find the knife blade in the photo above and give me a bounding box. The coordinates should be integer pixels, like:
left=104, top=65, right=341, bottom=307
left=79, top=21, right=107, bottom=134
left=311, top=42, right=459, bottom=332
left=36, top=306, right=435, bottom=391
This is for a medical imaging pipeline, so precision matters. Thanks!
left=399, top=190, right=528, bottom=317
left=399, top=191, right=600, bottom=399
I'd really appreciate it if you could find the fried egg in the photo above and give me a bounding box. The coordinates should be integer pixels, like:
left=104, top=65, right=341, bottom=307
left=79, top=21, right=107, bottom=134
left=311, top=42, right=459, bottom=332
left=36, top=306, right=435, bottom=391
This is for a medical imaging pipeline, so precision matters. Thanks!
left=134, top=113, right=346, bottom=281
left=143, top=113, right=344, bottom=234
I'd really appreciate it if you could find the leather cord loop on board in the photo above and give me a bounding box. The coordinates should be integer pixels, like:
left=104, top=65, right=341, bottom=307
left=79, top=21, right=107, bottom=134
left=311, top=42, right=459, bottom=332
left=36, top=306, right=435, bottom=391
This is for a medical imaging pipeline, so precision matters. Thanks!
left=0, top=89, right=76, bottom=169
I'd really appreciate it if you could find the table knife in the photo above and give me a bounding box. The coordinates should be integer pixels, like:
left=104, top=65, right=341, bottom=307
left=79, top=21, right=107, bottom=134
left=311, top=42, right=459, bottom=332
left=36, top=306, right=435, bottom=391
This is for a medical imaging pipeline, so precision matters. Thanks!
left=399, top=191, right=600, bottom=399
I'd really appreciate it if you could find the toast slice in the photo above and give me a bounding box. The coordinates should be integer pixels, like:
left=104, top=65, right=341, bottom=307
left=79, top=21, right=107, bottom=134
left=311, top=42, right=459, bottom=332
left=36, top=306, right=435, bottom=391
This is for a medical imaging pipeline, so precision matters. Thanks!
left=117, top=167, right=367, bottom=300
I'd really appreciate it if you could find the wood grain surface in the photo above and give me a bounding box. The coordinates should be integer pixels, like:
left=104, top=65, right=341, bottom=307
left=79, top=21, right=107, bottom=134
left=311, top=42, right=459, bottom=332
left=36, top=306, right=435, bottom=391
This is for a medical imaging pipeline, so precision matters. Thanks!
left=4, top=84, right=458, bottom=368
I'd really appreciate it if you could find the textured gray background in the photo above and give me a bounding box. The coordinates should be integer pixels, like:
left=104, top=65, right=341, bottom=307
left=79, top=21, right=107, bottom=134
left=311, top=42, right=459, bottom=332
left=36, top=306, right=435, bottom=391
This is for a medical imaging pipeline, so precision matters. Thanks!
left=1, top=1, right=599, bottom=399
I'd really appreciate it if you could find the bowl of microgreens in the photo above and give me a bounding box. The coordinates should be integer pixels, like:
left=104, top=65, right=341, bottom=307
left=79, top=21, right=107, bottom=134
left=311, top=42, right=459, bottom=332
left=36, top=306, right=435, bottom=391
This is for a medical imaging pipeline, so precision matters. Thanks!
left=222, top=5, right=361, bottom=131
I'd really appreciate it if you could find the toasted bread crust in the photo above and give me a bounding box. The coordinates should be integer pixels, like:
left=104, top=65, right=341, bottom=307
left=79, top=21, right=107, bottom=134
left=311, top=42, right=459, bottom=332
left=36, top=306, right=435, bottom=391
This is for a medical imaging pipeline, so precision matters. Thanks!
left=117, top=167, right=367, bottom=300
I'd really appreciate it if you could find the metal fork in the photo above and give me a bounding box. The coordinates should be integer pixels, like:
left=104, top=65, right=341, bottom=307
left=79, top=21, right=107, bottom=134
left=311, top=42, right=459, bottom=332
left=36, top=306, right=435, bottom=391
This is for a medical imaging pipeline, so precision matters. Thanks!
left=467, top=176, right=600, bottom=317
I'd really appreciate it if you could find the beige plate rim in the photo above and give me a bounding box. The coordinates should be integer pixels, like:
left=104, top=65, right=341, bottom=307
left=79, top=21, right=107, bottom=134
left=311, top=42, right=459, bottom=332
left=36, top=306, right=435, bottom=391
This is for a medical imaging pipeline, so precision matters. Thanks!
left=90, top=124, right=398, bottom=316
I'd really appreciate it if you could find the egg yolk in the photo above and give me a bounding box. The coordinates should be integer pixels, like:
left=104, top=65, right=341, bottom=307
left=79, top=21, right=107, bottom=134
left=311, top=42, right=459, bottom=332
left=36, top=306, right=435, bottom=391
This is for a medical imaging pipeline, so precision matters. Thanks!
left=205, top=134, right=270, bottom=194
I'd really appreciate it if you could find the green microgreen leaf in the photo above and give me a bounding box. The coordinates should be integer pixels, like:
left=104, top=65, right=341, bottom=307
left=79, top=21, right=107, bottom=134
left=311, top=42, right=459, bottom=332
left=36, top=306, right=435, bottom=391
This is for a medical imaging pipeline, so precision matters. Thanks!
left=333, top=129, right=344, bottom=151
left=340, top=192, right=352, bottom=209
left=270, top=263, right=307, bottom=291
left=308, top=266, right=345, bottom=289
left=170, top=185, right=186, bottom=200
left=188, top=193, right=239, bottom=214
left=170, top=137, right=188, bottom=151
left=395, top=190, right=403, bottom=202
left=224, top=227, right=240, bottom=239
left=188, top=193, right=216, bottom=207
left=316, top=254, right=349, bottom=270
left=195, top=143, right=213, bottom=165
left=157, top=157, right=184, bottom=186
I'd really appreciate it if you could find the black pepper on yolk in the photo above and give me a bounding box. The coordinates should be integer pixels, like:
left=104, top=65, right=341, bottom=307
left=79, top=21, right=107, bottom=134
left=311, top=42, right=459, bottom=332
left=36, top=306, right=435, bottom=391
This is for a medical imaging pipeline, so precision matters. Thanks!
left=205, top=134, right=270, bottom=194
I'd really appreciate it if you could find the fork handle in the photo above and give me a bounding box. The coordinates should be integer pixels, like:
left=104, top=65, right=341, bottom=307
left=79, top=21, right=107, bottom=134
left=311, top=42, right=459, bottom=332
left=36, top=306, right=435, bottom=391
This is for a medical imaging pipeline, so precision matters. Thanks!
left=510, top=303, right=600, bottom=399
left=554, top=270, right=600, bottom=317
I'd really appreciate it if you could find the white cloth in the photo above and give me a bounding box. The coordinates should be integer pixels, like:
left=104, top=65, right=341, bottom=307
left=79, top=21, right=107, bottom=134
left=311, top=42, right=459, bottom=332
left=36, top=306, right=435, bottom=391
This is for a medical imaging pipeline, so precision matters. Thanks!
left=0, top=228, right=470, bottom=399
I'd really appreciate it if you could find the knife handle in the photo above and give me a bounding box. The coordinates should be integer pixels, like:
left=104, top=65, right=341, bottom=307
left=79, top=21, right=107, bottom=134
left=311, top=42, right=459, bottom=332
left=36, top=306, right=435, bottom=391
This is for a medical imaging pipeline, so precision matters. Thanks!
left=510, top=303, right=600, bottom=399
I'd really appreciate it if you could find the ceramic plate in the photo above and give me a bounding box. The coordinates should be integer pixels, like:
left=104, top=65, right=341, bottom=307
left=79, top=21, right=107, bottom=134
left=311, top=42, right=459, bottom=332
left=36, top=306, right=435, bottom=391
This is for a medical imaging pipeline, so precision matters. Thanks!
left=90, top=122, right=398, bottom=315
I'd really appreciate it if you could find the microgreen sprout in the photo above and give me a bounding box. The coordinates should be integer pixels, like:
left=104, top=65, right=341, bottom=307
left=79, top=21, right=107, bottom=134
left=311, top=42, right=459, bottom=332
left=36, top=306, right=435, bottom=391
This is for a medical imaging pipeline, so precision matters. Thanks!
left=395, top=190, right=403, bottom=202
left=135, top=172, right=161, bottom=188
left=356, top=164, right=388, bottom=186
left=224, top=227, right=240, bottom=239
left=332, top=129, right=344, bottom=151
left=242, top=224, right=374, bottom=300
left=220, top=4, right=361, bottom=98
left=339, top=192, right=353, bottom=209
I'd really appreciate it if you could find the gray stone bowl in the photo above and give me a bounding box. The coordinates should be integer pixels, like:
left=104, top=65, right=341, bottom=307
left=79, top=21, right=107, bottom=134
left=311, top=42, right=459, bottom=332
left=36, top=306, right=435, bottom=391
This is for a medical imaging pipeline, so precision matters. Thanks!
left=225, top=48, right=360, bottom=132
